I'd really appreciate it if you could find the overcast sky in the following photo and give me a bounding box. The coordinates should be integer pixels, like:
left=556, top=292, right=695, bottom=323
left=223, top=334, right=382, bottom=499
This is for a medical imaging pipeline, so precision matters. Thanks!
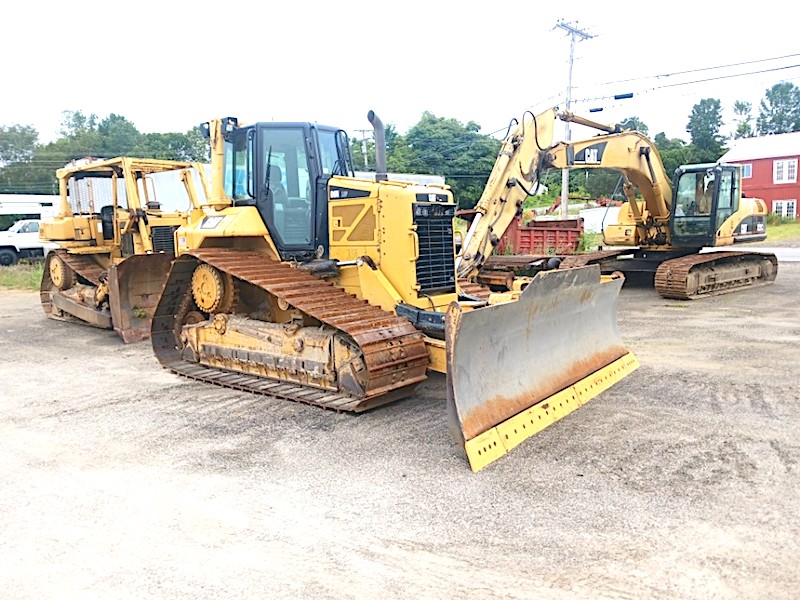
left=3, top=1, right=799, bottom=147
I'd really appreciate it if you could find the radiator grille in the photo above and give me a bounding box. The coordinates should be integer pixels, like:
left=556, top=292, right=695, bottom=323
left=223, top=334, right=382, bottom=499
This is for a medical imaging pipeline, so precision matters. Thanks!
left=413, top=203, right=456, bottom=294
left=151, top=226, right=178, bottom=254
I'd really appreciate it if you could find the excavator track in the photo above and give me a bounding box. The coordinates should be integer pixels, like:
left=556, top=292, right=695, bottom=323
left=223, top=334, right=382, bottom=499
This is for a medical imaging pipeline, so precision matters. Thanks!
left=654, top=251, right=778, bottom=300
left=152, top=248, right=430, bottom=412
left=457, top=279, right=492, bottom=301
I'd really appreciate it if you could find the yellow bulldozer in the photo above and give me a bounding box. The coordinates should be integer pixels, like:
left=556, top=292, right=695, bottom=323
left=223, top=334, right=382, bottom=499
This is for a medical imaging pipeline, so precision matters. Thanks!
left=150, top=112, right=639, bottom=471
left=39, top=157, right=207, bottom=342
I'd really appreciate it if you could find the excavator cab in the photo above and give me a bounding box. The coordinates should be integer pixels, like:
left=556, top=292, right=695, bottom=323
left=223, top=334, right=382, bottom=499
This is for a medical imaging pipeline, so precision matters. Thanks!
left=670, top=164, right=739, bottom=246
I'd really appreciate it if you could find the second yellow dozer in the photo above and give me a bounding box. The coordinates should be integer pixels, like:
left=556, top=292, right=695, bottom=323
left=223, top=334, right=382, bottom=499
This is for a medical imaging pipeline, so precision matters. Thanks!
left=39, top=157, right=207, bottom=342
left=150, top=112, right=638, bottom=471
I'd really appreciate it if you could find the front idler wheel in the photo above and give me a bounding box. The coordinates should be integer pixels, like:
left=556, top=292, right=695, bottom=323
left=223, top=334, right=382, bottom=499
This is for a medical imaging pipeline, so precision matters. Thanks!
left=49, top=255, right=75, bottom=291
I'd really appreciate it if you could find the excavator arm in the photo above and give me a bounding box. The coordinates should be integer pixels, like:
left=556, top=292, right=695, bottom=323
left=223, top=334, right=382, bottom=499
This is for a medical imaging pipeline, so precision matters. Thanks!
left=456, top=108, right=557, bottom=280
left=458, top=108, right=677, bottom=273
left=543, top=112, right=674, bottom=247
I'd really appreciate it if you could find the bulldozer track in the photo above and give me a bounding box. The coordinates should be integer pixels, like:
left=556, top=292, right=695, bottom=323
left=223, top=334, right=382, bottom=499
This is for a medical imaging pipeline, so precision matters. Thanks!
left=654, top=251, right=778, bottom=300
left=58, top=251, right=106, bottom=285
left=53, top=251, right=106, bottom=285
left=152, top=248, right=430, bottom=413
left=40, top=250, right=106, bottom=317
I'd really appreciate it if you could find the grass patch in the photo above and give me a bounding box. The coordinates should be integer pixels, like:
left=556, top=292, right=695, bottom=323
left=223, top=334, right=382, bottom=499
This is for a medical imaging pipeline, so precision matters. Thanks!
left=0, top=262, right=44, bottom=291
left=578, top=232, right=602, bottom=253
left=766, top=219, right=800, bottom=242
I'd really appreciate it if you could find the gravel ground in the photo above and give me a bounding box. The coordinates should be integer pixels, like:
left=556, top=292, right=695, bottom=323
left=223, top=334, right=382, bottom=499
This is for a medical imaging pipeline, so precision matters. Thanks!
left=1, top=264, right=799, bottom=599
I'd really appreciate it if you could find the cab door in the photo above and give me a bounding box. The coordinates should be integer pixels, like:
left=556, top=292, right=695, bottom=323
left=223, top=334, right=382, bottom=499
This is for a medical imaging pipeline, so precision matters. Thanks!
left=670, top=168, right=716, bottom=248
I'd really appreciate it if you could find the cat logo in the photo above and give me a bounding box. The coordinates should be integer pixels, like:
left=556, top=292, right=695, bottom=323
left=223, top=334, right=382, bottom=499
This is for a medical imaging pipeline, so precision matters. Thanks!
left=574, top=142, right=607, bottom=165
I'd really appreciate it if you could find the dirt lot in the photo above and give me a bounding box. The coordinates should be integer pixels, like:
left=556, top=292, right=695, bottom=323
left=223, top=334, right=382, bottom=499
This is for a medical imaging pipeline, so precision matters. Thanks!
left=1, top=264, right=799, bottom=599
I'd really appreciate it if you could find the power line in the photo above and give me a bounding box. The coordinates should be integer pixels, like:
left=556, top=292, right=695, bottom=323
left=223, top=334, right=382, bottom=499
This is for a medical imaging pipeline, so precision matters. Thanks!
left=572, top=64, right=800, bottom=106
left=575, top=52, right=800, bottom=89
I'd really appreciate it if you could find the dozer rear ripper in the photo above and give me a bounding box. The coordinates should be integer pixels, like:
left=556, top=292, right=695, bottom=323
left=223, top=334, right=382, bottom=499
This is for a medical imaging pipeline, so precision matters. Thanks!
left=151, top=112, right=638, bottom=471
left=39, top=158, right=207, bottom=342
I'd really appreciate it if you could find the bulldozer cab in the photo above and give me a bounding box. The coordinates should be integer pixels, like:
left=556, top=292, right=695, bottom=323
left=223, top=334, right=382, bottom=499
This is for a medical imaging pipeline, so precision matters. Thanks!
left=221, top=122, right=354, bottom=261
left=671, top=164, right=739, bottom=246
left=44, top=158, right=200, bottom=253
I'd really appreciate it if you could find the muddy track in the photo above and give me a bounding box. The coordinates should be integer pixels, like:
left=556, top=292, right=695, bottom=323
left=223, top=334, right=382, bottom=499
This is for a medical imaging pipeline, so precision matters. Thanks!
left=151, top=248, right=430, bottom=412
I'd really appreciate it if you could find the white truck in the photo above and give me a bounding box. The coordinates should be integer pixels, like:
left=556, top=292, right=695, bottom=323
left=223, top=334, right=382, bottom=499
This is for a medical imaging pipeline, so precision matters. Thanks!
left=0, top=219, right=59, bottom=266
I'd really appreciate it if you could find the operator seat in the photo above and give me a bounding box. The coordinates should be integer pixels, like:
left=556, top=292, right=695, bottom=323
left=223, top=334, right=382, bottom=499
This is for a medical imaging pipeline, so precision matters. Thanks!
left=268, top=165, right=289, bottom=206
left=100, top=205, right=115, bottom=240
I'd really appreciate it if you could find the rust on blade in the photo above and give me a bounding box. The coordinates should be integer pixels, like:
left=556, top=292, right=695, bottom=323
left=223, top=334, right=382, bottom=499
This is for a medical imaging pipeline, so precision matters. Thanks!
left=446, top=265, right=628, bottom=446
left=459, top=344, right=628, bottom=441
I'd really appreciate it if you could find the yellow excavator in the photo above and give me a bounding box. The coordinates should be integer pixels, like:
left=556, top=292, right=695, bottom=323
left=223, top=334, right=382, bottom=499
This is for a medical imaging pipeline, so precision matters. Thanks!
left=40, top=157, right=207, bottom=342
left=150, top=112, right=639, bottom=471
left=527, top=110, right=777, bottom=298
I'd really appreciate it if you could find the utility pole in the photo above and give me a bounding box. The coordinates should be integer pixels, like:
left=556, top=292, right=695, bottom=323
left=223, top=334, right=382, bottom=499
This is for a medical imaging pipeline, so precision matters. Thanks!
left=555, top=20, right=594, bottom=219
left=354, top=129, right=372, bottom=170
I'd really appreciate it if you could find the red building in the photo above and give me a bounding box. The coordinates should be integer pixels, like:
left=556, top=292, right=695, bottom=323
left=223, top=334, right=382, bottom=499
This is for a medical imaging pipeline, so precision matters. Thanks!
left=719, top=131, right=800, bottom=219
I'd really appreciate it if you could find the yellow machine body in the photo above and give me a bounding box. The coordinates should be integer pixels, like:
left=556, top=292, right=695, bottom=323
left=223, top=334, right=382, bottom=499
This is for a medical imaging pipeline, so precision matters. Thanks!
left=543, top=112, right=777, bottom=299
left=150, top=114, right=637, bottom=471
left=39, top=157, right=208, bottom=342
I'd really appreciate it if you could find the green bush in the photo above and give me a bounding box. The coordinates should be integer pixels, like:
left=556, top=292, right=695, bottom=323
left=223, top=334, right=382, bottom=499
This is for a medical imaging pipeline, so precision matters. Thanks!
left=766, top=213, right=795, bottom=226
left=577, top=232, right=602, bottom=253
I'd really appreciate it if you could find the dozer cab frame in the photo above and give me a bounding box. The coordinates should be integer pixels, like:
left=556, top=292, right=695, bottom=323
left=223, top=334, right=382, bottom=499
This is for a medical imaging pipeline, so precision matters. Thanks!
left=150, top=111, right=638, bottom=471
left=40, top=157, right=208, bottom=342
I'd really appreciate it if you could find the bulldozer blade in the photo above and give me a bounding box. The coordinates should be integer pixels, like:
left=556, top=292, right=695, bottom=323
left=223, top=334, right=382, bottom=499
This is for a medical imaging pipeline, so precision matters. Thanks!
left=445, top=265, right=639, bottom=472
left=109, top=254, right=174, bottom=343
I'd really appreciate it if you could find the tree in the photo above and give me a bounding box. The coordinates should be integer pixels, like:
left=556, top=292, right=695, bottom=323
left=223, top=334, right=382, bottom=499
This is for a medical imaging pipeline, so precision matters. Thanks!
left=579, top=169, right=625, bottom=200
left=757, top=82, right=800, bottom=134
left=654, top=133, right=691, bottom=180
left=59, top=110, right=98, bottom=138
left=387, top=112, right=500, bottom=208
left=686, top=98, right=725, bottom=163
left=134, top=129, right=209, bottom=162
left=732, top=100, right=754, bottom=139
left=97, top=113, right=142, bottom=155
left=0, top=110, right=213, bottom=194
left=0, top=124, right=38, bottom=166
left=618, top=116, right=649, bottom=136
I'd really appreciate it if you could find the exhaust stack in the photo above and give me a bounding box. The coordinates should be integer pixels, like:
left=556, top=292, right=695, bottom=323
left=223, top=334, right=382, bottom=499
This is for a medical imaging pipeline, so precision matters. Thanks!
left=367, top=110, right=388, bottom=182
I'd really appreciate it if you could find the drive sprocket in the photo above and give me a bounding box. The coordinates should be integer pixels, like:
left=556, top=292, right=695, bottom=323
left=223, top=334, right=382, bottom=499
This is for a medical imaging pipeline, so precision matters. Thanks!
left=191, top=263, right=235, bottom=313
